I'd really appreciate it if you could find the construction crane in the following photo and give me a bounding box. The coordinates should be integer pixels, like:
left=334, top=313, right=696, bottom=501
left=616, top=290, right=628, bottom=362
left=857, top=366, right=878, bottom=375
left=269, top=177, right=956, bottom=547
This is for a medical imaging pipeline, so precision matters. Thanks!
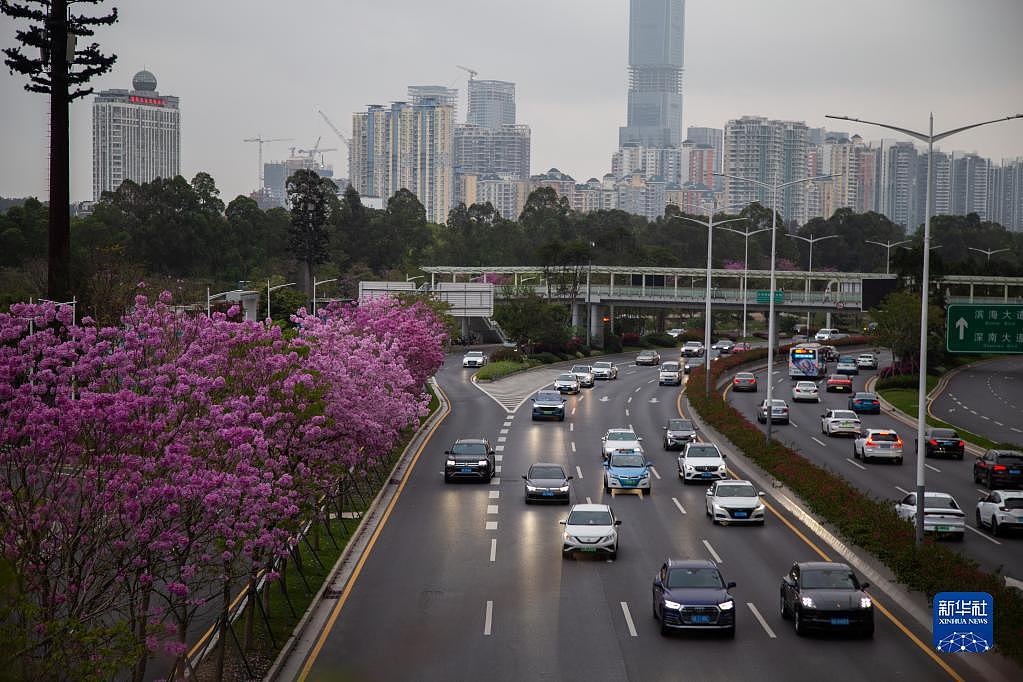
left=244, top=136, right=293, bottom=189
left=293, top=137, right=338, bottom=165
left=317, top=109, right=351, bottom=150
left=456, top=64, right=478, bottom=80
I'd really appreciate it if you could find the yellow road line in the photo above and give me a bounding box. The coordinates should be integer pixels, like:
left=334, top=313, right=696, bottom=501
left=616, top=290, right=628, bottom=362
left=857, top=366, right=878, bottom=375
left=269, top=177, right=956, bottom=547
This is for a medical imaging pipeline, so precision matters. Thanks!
left=298, top=382, right=451, bottom=680
left=678, top=391, right=962, bottom=681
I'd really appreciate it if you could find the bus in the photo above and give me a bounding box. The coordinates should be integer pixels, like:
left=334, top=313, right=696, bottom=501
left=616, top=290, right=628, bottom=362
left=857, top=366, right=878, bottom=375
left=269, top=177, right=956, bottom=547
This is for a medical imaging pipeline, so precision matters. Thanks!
left=789, top=343, right=826, bottom=379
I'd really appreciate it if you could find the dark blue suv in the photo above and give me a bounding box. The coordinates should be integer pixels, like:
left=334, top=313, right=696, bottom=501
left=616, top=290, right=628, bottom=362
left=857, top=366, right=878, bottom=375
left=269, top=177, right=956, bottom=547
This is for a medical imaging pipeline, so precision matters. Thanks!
left=531, top=390, right=566, bottom=421
left=652, top=559, right=736, bottom=637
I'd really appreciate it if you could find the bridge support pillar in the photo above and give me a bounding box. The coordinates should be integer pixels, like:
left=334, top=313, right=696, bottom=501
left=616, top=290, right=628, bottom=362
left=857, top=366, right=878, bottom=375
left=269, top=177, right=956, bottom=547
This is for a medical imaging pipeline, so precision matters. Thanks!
left=589, top=303, right=604, bottom=347
left=571, top=302, right=581, bottom=328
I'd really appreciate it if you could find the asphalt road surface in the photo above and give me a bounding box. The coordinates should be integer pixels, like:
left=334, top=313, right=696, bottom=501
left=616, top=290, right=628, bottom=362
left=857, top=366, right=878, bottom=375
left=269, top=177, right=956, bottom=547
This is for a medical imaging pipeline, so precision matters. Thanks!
left=930, top=357, right=1023, bottom=447
left=293, top=351, right=1004, bottom=681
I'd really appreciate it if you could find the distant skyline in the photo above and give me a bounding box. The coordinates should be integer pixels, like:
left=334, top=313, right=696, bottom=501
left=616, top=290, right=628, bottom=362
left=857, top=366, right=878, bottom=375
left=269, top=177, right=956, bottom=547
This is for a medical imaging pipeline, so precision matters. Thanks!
left=1, top=0, right=1022, bottom=203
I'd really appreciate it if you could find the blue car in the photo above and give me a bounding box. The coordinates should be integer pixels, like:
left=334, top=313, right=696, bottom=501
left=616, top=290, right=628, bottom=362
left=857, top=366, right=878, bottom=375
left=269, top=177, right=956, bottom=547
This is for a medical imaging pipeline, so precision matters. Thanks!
left=653, top=558, right=736, bottom=637
left=835, top=355, right=859, bottom=375
left=531, top=390, right=566, bottom=421
left=604, top=449, right=652, bottom=492
left=848, top=392, right=881, bottom=414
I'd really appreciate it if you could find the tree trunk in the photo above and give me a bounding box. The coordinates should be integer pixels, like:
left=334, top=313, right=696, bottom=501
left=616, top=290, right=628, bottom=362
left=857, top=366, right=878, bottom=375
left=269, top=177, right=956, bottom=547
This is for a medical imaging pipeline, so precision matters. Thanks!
left=243, top=572, right=256, bottom=651
left=48, top=0, right=72, bottom=301
left=214, top=576, right=231, bottom=682
left=132, top=586, right=153, bottom=682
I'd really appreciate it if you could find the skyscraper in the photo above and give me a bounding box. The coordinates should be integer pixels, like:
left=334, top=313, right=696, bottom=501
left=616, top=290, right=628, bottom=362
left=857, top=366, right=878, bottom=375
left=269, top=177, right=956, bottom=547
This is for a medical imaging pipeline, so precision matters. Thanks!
left=92, top=70, right=180, bottom=200
left=723, top=116, right=812, bottom=223
left=619, top=0, right=686, bottom=148
left=467, top=80, right=516, bottom=129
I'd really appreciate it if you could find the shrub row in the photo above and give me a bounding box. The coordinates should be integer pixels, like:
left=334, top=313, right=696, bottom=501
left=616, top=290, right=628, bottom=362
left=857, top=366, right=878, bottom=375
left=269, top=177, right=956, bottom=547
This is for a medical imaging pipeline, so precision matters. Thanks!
left=643, top=332, right=679, bottom=348
left=875, top=374, right=922, bottom=390
left=686, top=339, right=1023, bottom=665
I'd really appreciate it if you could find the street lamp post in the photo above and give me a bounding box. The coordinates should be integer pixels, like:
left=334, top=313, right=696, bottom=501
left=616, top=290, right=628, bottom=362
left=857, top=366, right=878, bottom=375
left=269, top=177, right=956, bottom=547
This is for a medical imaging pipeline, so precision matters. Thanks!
left=206, top=287, right=236, bottom=317
left=585, top=241, right=595, bottom=348
left=673, top=205, right=746, bottom=396
left=865, top=239, right=910, bottom=275
left=266, top=280, right=297, bottom=321
left=968, top=247, right=1010, bottom=263
left=717, top=225, right=771, bottom=338
left=785, top=233, right=839, bottom=337
left=716, top=171, right=838, bottom=444
left=827, top=111, right=1023, bottom=545
left=312, top=277, right=338, bottom=316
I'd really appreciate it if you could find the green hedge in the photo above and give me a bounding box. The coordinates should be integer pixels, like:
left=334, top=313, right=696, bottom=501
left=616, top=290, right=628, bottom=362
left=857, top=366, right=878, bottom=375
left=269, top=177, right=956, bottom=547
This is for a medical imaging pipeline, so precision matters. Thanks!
left=686, top=339, right=1023, bottom=665
left=643, top=332, right=679, bottom=348
left=488, top=347, right=523, bottom=363
left=528, top=351, right=561, bottom=365
left=875, top=374, right=924, bottom=390
left=475, top=360, right=531, bottom=381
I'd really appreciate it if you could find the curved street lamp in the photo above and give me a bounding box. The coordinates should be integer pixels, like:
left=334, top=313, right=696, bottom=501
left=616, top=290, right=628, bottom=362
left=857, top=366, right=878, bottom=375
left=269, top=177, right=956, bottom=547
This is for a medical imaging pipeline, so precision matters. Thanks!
left=785, top=233, right=840, bottom=337
left=266, top=280, right=297, bottom=321
left=968, top=246, right=1010, bottom=263
left=827, top=110, right=1023, bottom=545
left=865, top=239, right=910, bottom=275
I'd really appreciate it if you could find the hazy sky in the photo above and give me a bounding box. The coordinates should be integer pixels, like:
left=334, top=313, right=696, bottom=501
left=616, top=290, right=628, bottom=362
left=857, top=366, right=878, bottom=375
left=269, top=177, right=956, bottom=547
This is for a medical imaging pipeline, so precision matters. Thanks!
left=2, top=0, right=1022, bottom=202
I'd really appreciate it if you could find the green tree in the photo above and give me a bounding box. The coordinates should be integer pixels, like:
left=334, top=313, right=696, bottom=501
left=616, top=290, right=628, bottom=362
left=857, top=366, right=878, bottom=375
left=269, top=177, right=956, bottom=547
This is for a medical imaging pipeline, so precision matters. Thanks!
left=870, top=290, right=944, bottom=364
left=494, top=290, right=570, bottom=353
left=2, top=0, right=118, bottom=300
left=286, top=169, right=337, bottom=299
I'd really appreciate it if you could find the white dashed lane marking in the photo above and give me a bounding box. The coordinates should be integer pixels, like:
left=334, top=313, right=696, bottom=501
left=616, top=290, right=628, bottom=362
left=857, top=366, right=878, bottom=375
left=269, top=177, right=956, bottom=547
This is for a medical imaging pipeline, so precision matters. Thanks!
left=486, top=521, right=498, bottom=530
left=895, top=485, right=910, bottom=495
left=925, top=463, right=941, bottom=473
left=576, top=466, right=583, bottom=479
left=487, top=505, right=498, bottom=514
left=484, top=601, right=493, bottom=635
left=966, top=525, right=1001, bottom=545
left=672, top=497, right=687, bottom=515
left=489, top=490, right=500, bottom=499
left=620, top=602, right=638, bottom=637
left=490, top=539, right=497, bottom=562
left=748, top=602, right=777, bottom=638
left=650, top=466, right=662, bottom=480
left=811, top=437, right=827, bottom=447
left=702, top=539, right=723, bottom=563
left=500, top=428, right=509, bottom=434
left=845, top=458, right=867, bottom=471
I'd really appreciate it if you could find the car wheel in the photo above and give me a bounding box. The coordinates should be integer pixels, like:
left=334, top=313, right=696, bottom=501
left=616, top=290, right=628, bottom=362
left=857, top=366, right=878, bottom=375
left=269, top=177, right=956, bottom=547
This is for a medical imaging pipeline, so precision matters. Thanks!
left=659, top=607, right=670, bottom=636
left=957, top=453, right=963, bottom=460
left=444, top=475, right=452, bottom=483
left=794, top=609, right=806, bottom=636
left=559, top=415, right=565, bottom=422
left=609, top=548, right=618, bottom=561
left=976, top=510, right=983, bottom=528
left=992, top=518, right=1000, bottom=537
left=780, top=592, right=791, bottom=620
left=973, top=468, right=980, bottom=483
left=853, top=445, right=859, bottom=459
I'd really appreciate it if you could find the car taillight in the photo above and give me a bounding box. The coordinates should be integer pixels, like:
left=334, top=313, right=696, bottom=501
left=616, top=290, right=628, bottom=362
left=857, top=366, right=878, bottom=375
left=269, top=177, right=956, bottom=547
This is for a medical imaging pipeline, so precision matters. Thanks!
left=958, top=441, right=965, bottom=447
left=993, top=465, right=1007, bottom=471
left=733, top=379, right=740, bottom=384
left=895, top=439, right=903, bottom=447
left=929, top=439, right=938, bottom=446
left=865, top=439, right=874, bottom=446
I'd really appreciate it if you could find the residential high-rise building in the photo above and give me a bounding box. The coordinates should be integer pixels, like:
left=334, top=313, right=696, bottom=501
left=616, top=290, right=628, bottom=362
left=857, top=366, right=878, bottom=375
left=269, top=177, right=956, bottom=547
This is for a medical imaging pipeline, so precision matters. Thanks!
left=686, top=126, right=723, bottom=173
left=92, top=70, right=180, bottom=200
left=880, top=140, right=921, bottom=229
left=723, top=116, right=813, bottom=223
left=460, top=173, right=530, bottom=220
left=407, top=85, right=458, bottom=119
left=951, top=153, right=991, bottom=219
left=349, top=98, right=454, bottom=223
left=467, top=80, right=516, bottom=129
left=612, top=144, right=682, bottom=185
left=619, top=0, right=686, bottom=148
left=990, top=159, right=1023, bottom=232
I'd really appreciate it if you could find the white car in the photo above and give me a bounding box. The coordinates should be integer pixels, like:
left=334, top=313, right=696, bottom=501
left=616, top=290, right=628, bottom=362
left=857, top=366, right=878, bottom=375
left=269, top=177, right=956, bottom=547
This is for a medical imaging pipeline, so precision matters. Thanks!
left=820, top=409, right=862, bottom=437
left=666, top=328, right=684, bottom=339
left=682, top=341, right=705, bottom=357
left=975, top=490, right=1023, bottom=537
left=705, top=479, right=766, bottom=525
left=894, top=492, right=965, bottom=540
left=815, top=328, right=841, bottom=341
left=592, top=360, right=619, bottom=380
left=658, top=361, right=682, bottom=386
left=553, top=372, right=580, bottom=394
left=677, top=442, right=727, bottom=484
left=601, top=428, right=643, bottom=460
left=855, top=353, right=878, bottom=369
left=462, top=350, right=488, bottom=368
left=570, top=364, right=595, bottom=388
left=791, top=381, right=820, bottom=402
left=711, top=339, right=735, bottom=353
left=853, top=428, right=904, bottom=464
left=756, top=399, right=789, bottom=424
left=561, top=503, right=620, bottom=559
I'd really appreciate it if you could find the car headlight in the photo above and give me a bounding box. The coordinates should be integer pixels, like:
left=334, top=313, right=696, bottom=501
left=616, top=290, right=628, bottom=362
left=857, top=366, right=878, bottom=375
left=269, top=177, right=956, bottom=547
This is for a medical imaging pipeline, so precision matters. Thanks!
left=663, top=600, right=683, bottom=610
left=563, top=532, right=572, bottom=541
left=446, top=459, right=455, bottom=466
left=525, top=485, right=538, bottom=491
left=718, top=600, right=734, bottom=610
left=478, top=459, right=489, bottom=466
left=608, top=475, right=620, bottom=483
left=801, top=596, right=815, bottom=608
left=685, top=465, right=695, bottom=472
left=754, top=503, right=765, bottom=513
left=558, top=485, right=570, bottom=492
left=860, top=597, right=872, bottom=609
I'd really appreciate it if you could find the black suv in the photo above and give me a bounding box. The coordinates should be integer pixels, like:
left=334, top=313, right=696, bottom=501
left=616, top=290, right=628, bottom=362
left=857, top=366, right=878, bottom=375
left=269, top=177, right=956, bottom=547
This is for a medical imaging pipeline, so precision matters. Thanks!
left=780, top=562, right=874, bottom=637
left=918, top=427, right=965, bottom=460
left=652, top=559, right=736, bottom=637
left=444, top=438, right=496, bottom=483
left=974, top=449, right=1023, bottom=489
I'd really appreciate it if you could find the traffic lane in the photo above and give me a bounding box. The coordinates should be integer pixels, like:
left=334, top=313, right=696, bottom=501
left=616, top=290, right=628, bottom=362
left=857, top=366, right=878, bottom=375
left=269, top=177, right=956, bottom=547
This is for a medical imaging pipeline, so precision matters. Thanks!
left=303, top=372, right=514, bottom=681
left=564, top=371, right=958, bottom=680
left=931, top=357, right=1023, bottom=446
left=726, top=368, right=1023, bottom=577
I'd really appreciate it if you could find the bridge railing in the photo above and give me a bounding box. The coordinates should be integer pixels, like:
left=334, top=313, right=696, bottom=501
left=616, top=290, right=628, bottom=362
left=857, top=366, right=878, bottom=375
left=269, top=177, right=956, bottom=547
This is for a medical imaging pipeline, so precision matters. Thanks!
left=525, top=284, right=861, bottom=307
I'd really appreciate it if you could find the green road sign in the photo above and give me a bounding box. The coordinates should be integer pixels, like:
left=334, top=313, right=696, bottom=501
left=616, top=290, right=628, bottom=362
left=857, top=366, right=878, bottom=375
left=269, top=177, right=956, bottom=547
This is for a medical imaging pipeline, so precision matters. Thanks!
left=756, top=290, right=784, bottom=304
left=946, top=304, right=1023, bottom=354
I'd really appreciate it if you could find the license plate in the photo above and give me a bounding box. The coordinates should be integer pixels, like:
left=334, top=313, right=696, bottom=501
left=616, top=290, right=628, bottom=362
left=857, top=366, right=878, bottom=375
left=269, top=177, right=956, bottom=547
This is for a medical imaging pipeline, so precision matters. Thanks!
left=879, top=444, right=891, bottom=448
left=542, top=492, right=554, bottom=497
left=840, top=422, right=852, bottom=427
left=935, top=525, right=952, bottom=531
left=734, top=511, right=748, bottom=518
left=581, top=547, right=597, bottom=553
left=702, top=473, right=714, bottom=478
left=461, top=467, right=472, bottom=473
left=692, top=615, right=711, bottom=623
left=830, top=617, right=850, bottom=626
left=1011, top=470, right=1021, bottom=475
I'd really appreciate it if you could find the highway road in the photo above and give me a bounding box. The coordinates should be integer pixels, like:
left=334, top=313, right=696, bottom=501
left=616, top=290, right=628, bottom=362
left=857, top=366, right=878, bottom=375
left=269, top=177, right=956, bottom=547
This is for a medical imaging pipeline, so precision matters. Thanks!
left=930, top=356, right=1023, bottom=447
left=291, top=351, right=1003, bottom=681
left=723, top=355, right=1023, bottom=583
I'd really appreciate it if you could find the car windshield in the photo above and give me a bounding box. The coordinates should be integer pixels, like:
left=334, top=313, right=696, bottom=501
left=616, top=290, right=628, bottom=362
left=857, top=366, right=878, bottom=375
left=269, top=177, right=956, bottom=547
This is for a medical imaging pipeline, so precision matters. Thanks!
left=536, top=392, right=561, bottom=401
left=466, top=351, right=483, bottom=357
left=839, top=356, right=854, bottom=363
left=667, top=419, right=693, bottom=431
left=736, top=373, right=754, bottom=380
left=606, top=431, right=637, bottom=441
left=767, top=400, right=786, bottom=407
left=685, top=342, right=701, bottom=347
left=796, top=382, right=816, bottom=389
left=832, top=411, right=858, bottom=420
left=610, top=453, right=646, bottom=468
left=594, top=362, right=611, bottom=368
left=639, top=351, right=654, bottom=357
left=924, top=495, right=959, bottom=509
left=829, top=375, right=848, bottom=381
left=854, top=393, right=876, bottom=400
left=686, top=445, right=720, bottom=459
left=996, top=453, right=1023, bottom=464
left=662, top=362, right=680, bottom=371
left=571, top=365, right=591, bottom=373
left=567, top=510, right=612, bottom=526
left=529, top=466, right=564, bottom=479
left=556, top=374, right=576, bottom=381
left=715, top=484, right=756, bottom=498
left=870, top=432, right=899, bottom=442
left=1002, top=498, right=1023, bottom=509
left=801, top=570, right=857, bottom=590
left=667, top=567, right=724, bottom=589
left=930, top=429, right=958, bottom=439
left=451, top=442, right=486, bottom=455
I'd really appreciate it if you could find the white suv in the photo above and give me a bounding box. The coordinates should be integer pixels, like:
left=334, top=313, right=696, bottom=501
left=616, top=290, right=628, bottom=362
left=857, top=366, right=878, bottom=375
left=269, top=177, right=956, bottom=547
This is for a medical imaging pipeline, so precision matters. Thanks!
left=678, top=442, right=727, bottom=484
left=561, top=503, right=620, bottom=559
left=853, top=428, right=904, bottom=464
left=815, top=328, right=840, bottom=341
